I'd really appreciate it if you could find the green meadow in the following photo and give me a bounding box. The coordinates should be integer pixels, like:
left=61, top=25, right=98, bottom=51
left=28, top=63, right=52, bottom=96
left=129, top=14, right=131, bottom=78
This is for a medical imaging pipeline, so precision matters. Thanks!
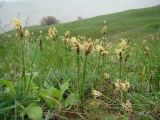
left=0, top=5, right=160, bottom=120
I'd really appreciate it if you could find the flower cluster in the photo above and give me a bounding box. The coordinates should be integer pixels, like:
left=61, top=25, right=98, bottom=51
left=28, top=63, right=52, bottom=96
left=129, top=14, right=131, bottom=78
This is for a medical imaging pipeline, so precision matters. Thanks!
left=84, top=41, right=93, bottom=56
left=115, top=79, right=130, bottom=92
left=142, top=40, right=151, bottom=55
left=24, top=29, right=30, bottom=38
left=70, top=37, right=83, bottom=54
left=12, top=18, right=24, bottom=38
left=119, top=39, right=128, bottom=50
left=96, top=45, right=108, bottom=56
left=101, top=25, right=107, bottom=35
left=121, top=100, right=133, bottom=113
left=115, top=39, right=129, bottom=61
left=62, top=31, right=71, bottom=44
left=92, top=90, right=103, bottom=98
left=12, top=18, right=22, bottom=30
left=104, top=72, right=110, bottom=80
left=48, top=27, right=58, bottom=39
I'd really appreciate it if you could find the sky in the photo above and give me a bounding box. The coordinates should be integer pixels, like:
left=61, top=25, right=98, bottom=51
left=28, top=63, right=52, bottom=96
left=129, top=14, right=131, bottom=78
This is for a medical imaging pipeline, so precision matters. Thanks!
left=0, top=0, right=160, bottom=26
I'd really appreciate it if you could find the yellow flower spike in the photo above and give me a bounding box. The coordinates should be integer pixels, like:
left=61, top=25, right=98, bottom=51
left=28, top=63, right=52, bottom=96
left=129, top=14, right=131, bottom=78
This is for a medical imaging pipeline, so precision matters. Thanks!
left=101, top=50, right=108, bottom=56
left=24, top=29, right=30, bottom=38
left=101, top=25, right=107, bottom=35
left=96, top=45, right=104, bottom=52
left=70, top=37, right=83, bottom=54
left=63, top=37, right=70, bottom=44
left=12, top=18, right=22, bottom=29
left=115, top=48, right=124, bottom=61
left=64, top=31, right=70, bottom=38
left=119, top=39, right=128, bottom=50
left=70, top=37, right=78, bottom=45
left=48, top=27, right=58, bottom=39
left=96, top=44, right=108, bottom=56
left=115, top=48, right=123, bottom=54
left=104, top=72, right=110, bottom=79
left=84, top=41, right=93, bottom=56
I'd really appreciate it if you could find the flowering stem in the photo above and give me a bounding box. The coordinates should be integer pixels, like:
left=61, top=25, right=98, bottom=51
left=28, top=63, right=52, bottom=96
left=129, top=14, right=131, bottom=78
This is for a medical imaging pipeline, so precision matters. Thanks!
left=21, top=40, right=26, bottom=95
left=63, top=42, right=70, bottom=68
left=97, top=55, right=101, bottom=74
left=93, top=54, right=101, bottom=76
left=77, top=54, right=80, bottom=95
left=26, top=39, right=39, bottom=94
left=119, top=61, right=122, bottom=79
left=120, top=91, right=123, bottom=103
left=81, top=55, right=88, bottom=98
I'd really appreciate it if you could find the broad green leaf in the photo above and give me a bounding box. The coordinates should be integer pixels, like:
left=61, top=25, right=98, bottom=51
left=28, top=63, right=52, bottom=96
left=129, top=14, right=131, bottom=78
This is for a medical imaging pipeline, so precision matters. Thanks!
left=49, top=87, right=61, bottom=99
left=25, top=103, right=42, bottom=120
left=19, top=110, right=26, bottom=118
left=0, top=97, right=15, bottom=113
left=60, top=81, right=69, bottom=96
left=64, top=93, right=78, bottom=106
left=39, top=89, right=56, bottom=108
left=43, top=81, right=51, bottom=89
left=0, top=80, right=16, bottom=96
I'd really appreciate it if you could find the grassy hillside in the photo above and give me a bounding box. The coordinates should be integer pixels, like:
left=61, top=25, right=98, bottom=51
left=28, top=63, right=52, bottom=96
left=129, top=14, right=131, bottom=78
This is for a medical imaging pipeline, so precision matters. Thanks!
left=29, top=5, right=160, bottom=39
left=0, top=5, right=160, bottom=120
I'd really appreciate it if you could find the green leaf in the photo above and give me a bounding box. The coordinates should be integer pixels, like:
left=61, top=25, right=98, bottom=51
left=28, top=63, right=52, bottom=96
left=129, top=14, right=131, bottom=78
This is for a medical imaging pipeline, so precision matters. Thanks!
left=64, top=93, right=78, bottom=106
left=49, top=87, right=61, bottom=99
left=25, top=103, right=42, bottom=120
left=43, top=81, right=51, bottom=89
left=60, top=81, right=69, bottom=96
left=0, top=80, right=16, bottom=96
left=39, top=89, right=56, bottom=108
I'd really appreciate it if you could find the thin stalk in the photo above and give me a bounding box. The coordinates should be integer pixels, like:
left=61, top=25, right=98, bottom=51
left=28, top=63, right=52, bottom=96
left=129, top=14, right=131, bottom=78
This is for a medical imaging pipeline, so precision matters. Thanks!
left=120, top=91, right=123, bottom=103
left=77, top=54, right=80, bottom=95
left=81, top=55, right=88, bottom=98
left=21, top=40, right=26, bottom=95
left=16, top=40, right=21, bottom=95
left=93, top=54, right=101, bottom=75
left=97, top=55, right=101, bottom=75
left=119, top=61, right=122, bottom=79
left=26, top=39, right=39, bottom=94
left=64, top=43, right=69, bottom=67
